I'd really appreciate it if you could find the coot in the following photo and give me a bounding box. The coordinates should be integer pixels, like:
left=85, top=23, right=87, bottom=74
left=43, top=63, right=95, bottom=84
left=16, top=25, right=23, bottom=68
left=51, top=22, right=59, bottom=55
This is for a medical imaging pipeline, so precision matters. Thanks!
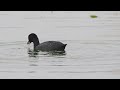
left=27, top=33, right=67, bottom=52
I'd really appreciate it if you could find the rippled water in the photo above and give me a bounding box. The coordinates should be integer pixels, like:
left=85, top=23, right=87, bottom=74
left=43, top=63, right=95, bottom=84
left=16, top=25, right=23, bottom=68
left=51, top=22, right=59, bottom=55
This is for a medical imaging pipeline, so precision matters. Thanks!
left=0, top=11, right=120, bottom=79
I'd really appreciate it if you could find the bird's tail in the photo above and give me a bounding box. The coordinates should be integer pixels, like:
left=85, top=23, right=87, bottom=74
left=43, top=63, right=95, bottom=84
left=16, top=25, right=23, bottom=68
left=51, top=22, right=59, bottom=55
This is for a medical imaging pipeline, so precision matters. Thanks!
left=63, top=44, right=67, bottom=50
left=64, top=44, right=67, bottom=47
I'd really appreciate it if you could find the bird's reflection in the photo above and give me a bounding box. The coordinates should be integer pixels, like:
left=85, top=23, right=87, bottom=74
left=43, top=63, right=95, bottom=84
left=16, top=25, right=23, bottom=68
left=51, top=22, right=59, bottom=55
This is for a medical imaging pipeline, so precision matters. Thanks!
left=28, top=49, right=39, bottom=57
left=28, top=49, right=66, bottom=57
left=48, top=51, right=66, bottom=56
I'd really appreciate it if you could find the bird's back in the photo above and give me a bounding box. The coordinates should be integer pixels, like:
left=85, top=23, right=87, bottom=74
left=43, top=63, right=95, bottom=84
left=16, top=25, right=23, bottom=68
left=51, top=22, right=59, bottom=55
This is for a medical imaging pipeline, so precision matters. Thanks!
left=35, top=41, right=67, bottom=51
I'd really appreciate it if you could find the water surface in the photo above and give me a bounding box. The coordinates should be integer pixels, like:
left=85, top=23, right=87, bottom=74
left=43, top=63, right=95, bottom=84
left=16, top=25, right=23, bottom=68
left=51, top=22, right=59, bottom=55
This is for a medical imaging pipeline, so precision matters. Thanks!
left=0, top=11, right=120, bottom=79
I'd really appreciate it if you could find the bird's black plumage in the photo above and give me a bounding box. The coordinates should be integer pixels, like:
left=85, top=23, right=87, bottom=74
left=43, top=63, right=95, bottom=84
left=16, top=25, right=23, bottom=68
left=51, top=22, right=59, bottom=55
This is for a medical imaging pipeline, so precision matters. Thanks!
left=27, top=33, right=67, bottom=52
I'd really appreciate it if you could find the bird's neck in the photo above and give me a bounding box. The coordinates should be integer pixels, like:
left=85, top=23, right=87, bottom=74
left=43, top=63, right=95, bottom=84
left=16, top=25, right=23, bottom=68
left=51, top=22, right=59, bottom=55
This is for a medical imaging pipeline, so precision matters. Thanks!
left=33, top=40, right=40, bottom=50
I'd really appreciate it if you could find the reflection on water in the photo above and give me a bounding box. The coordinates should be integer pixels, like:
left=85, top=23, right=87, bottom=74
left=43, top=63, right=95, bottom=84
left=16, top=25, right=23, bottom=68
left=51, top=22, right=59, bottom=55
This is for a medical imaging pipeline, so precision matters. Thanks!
left=28, top=50, right=39, bottom=58
left=28, top=49, right=67, bottom=58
